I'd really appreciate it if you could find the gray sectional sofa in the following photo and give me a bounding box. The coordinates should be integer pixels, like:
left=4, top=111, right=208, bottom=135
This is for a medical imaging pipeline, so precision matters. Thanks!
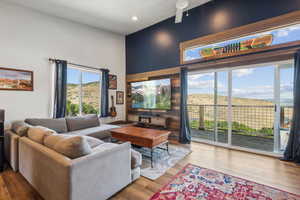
left=5, top=114, right=118, bottom=171
left=4, top=114, right=142, bottom=200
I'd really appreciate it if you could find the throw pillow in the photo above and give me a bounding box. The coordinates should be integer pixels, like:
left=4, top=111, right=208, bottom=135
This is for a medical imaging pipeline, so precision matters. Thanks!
left=65, top=114, right=100, bottom=131
left=44, top=134, right=72, bottom=149
left=27, top=126, right=56, bottom=144
left=83, top=136, right=104, bottom=148
left=11, top=121, right=32, bottom=137
left=53, top=136, right=92, bottom=159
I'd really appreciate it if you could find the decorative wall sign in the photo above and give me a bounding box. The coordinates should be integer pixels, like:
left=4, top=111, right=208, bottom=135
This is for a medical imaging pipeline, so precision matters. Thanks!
left=109, top=74, right=117, bottom=89
left=0, top=67, right=33, bottom=91
left=116, top=91, right=124, bottom=104
left=200, top=34, right=273, bottom=59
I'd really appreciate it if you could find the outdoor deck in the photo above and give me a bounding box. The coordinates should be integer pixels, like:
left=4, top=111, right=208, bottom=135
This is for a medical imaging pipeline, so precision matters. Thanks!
left=188, top=104, right=292, bottom=152
left=191, top=129, right=274, bottom=152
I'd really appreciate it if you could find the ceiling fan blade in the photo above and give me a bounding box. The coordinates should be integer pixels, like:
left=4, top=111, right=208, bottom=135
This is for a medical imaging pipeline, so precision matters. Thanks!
left=175, top=8, right=183, bottom=23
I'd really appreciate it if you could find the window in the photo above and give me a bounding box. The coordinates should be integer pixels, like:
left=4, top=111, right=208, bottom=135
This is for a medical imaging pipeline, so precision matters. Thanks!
left=183, top=23, right=300, bottom=62
left=66, top=67, right=101, bottom=116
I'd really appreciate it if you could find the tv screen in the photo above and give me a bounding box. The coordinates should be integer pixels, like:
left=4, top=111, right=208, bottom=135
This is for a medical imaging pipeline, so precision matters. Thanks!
left=131, top=79, right=171, bottom=110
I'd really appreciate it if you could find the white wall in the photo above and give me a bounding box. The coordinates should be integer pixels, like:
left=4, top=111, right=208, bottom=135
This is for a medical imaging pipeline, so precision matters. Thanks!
left=0, top=1, right=126, bottom=125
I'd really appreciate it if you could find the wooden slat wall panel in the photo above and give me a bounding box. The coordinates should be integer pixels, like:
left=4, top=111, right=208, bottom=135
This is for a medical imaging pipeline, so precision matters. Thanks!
left=126, top=73, right=180, bottom=140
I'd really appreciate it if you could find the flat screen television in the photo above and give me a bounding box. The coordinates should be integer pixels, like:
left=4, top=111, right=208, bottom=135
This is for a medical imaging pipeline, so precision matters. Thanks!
left=131, top=78, right=171, bottom=110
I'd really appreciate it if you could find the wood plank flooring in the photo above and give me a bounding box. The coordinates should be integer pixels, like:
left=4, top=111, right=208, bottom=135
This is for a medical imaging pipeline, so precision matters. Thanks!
left=0, top=142, right=300, bottom=200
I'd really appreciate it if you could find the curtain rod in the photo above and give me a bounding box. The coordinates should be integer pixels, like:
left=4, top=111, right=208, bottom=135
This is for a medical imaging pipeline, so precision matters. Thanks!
left=48, top=58, right=108, bottom=71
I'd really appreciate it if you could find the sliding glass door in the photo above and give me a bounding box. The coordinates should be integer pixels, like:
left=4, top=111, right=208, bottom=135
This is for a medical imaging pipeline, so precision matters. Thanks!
left=231, top=66, right=275, bottom=151
left=188, top=60, right=294, bottom=154
left=188, top=72, right=215, bottom=142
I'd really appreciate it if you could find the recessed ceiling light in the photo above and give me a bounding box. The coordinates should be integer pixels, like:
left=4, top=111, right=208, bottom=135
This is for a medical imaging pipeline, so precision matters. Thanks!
left=132, top=16, right=138, bottom=22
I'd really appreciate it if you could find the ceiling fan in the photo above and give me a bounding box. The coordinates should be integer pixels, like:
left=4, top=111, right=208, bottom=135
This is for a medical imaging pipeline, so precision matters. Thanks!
left=175, top=0, right=189, bottom=23
left=175, top=0, right=212, bottom=23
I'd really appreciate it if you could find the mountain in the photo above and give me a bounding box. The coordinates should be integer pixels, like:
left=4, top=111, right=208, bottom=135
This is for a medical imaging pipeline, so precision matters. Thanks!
left=188, top=94, right=274, bottom=106
left=67, top=82, right=100, bottom=109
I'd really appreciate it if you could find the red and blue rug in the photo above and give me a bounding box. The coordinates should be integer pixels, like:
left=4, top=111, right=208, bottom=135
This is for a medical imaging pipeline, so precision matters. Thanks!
left=150, top=163, right=300, bottom=200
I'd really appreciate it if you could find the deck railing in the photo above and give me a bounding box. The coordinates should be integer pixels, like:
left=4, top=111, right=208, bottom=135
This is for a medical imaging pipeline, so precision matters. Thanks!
left=187, top=104, right=293, bottom=138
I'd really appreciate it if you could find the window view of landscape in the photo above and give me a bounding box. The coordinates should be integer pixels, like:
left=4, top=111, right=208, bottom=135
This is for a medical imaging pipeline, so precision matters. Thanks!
left=67, top=67, right=101, bottom=116
left=188, top=62, right=294, bottom=152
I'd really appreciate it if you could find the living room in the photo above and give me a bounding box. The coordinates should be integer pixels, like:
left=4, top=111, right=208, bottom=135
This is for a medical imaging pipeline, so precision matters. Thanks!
left=1, top=0, right=300, bottom=199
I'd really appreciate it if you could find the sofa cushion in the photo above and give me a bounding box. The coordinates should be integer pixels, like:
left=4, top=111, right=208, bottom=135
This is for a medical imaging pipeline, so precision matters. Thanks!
left=92, top=142, right=118, bottom=153
left=27, top=126, right=56, bottom=144
left=67, top=124, right=119, bottom=139
left=44, top=134, right=72, bottom=149
left=11, top=121, right=32, bottom=137
left=44, top=134, right=104, bottom=150
left=85, top=136, right=104, bottom=148
left=131, top=149, right=142, bottom=169
left=65, top=114, right=100, bottom=132
left=25, top=118, right=68, bottom=133
left=53, top=136, right=92, bottom=159
left=93, top=144, right=142, bottom=170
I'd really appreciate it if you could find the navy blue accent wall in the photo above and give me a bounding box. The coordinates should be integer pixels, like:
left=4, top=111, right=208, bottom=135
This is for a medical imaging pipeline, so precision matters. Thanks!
left=126, top=0, right=300, bottom=74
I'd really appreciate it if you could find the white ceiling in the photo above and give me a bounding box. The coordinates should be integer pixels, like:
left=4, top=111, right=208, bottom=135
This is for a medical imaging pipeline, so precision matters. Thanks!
left=5, top=0, right=211, bottom=35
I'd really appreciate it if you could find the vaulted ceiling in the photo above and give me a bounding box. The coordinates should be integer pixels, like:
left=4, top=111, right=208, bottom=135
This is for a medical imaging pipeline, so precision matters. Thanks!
left=5, top=0, right=211, bottom=35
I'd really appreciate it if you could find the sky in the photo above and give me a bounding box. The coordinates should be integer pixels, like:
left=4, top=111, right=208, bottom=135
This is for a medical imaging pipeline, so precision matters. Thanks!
left=188, top=65, right=294, bottom=104
left=0, top=69, right=31, bottom=80
left=67, top=68, right=101, bottom=84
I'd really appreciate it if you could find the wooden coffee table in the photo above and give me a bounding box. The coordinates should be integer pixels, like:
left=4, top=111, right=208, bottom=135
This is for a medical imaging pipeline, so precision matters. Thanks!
left=110, top=126, right=171, bottom=168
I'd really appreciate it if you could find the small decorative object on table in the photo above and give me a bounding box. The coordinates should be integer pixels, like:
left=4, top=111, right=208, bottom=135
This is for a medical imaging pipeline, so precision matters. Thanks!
left=0, top=67, right=33, bottom=91
left=108, top=74, right=117, bottom=89
left=116, top=91, right=124, bottom=104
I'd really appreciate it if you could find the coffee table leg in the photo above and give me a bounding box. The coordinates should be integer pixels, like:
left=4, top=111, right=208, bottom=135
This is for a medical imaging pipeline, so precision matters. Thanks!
left=151, top=149, right=153, bottom=168
left=166, top=142, right=170, bottom=155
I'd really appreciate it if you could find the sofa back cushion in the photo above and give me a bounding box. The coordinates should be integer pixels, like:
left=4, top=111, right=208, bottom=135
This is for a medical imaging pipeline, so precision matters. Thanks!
left=11, top=121, right=32, bottom=136
left=27, top=126, right=56, bottom=144
left=25, top=118, right=68, bottom=133
left=66, top=114, right=100, bottom=131
left=44, top=134, right=104, bottom=150
left=53, top=136, right=92, bottom=159
left=44, top=134, right=72, bottom=149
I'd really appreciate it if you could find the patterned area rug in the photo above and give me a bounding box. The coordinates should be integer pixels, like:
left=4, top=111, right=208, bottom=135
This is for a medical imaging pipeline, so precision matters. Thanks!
left=150, top=163, right=300, bottom=200
left=133, top=144, right=191, bottom=180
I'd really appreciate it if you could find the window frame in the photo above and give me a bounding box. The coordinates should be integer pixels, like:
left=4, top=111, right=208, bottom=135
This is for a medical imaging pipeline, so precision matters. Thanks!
left=67, top=66, right=102, bottom=116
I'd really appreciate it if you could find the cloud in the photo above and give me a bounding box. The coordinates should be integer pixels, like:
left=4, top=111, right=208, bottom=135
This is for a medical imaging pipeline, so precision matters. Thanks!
left=185, top=55, right=198, bottom=61
left=280, top=83, right=293, bottom=92
left=288, top=25, right=300, bottom=31
left=188, top=79, right=214, bottom=89
left=232, top=83, right=293, bottom=100
left=274, top=24, right=300, bottom=38
left=233, top=68, right=254, bottom=77
left=276, top=30, right=289, bottom=37
left=232, top=85, right=273, bottom=99
left=189, top=73, right=214, bottom=80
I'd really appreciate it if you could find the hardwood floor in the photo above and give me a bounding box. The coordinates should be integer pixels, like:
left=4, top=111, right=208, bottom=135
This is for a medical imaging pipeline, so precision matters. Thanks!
left=1, top=142, right=300, bottom=200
